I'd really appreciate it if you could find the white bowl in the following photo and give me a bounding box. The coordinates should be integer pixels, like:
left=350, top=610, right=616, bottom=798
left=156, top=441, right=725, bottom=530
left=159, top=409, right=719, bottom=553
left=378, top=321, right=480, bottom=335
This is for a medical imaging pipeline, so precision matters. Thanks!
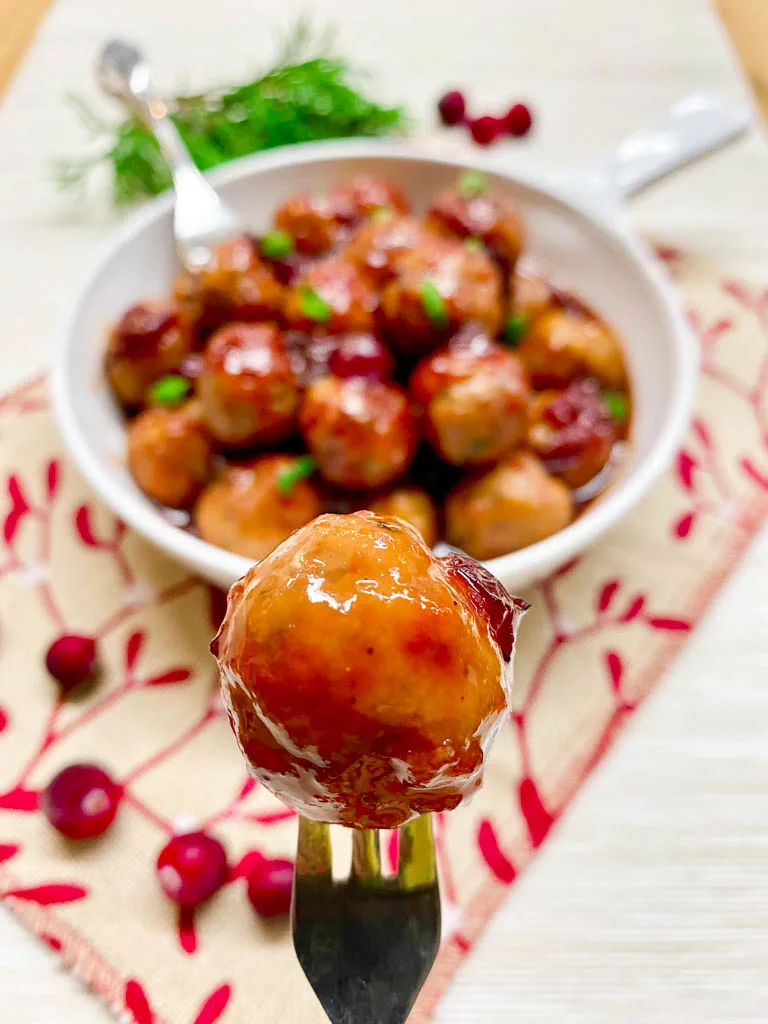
left=53, top=99, right=745, bottom=591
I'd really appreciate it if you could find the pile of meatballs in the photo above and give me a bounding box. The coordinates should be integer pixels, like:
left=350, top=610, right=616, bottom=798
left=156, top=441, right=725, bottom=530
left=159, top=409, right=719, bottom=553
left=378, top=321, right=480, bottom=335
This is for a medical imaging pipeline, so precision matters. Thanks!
left=107, top=172, right=629, bottom=563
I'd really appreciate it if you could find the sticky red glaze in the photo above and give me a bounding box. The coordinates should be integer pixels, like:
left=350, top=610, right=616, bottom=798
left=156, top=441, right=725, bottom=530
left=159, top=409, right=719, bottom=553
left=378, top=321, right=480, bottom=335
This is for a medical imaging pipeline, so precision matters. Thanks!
left=441, top=553, right=529, bottom=662
left=426, top=186, right=525, bottom=268
left=195, top=235, right=285, bottom=324
left=127, top=401, right=213, bottom=509
left=330, top=177, right=410, bottom=218
left=328, top=333, right=395, bottom=380
left=283, top=258, right=379, bottom=335
left=213, top=512, right=526, bottom=828
left=156, top=832, right=228, bottom=907
left=41, top=764, right=121, bottom=840
left=106, top=300, right=193, bottom=407
left=344, top=216, right=432, bottom=283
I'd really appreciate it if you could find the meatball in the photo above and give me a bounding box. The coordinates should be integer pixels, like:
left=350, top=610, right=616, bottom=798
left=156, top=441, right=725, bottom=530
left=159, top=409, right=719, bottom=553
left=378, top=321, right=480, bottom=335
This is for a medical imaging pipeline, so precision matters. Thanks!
left=127, top=401, right=213, bottom=509
left=380, top=237, right=503, bottom=357
left=195, top=455, right=322, bottom=561
left=366, top=486, right=438, bottom=546
left=510, top=268, right=556, bottom=321
left=330, top=176, right=410, bottom=218
left=300, top=376, right=417, bottom=489
left=343, top=215, right=432, bottom=283
left=426, top=180, right=525, bottom=269
left=283, top=258, right=379, bottom=335
left=410, top=339, right=531, bottom=465
left=527, top=380, right=620, bottom=488
left=106, top=300, right=194, bottom=408
left=516, top=307, right=626, bottom=389
left=446, top=451, right=574, bottom=559
left=212, top=511, right=528, bottom=828
left=198, top=322, right=300, bottom=448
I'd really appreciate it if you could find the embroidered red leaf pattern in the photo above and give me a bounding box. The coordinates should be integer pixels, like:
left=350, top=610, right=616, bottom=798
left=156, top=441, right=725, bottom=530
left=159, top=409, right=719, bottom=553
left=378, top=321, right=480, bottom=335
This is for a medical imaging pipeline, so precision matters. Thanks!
left=647, top=617, right=691, bottom=632
left=519, top=776, right=554, bottom=848
left=691, top=417, right=712, bottom=451
left=674, top=512, right=696, bottom=539
left=229, top=850, right=264, bottom=882
left=597, top=579, right=619, bottom=613
left=4, top=884, right=88, bottom=905
left=238, top=776, right=257, bottom=801
left=125, top=630, right=145, bottom=671
left=125, top=979, right=154, bottom=1024
left=45, top=459, right=60, bottom=499
left=4, top=474, right=29, bottom=545
left=145, top=668, right=192, bottom=686
left=676, top=451, right=697, bottom=491
left=193, top=983, right=232, bottom=1024
left=477, top=820, right=516, bottom=884
left=620, top=594, right=646, bottom=622
left=604, top=651, right=623, bottom=692
left=740, top=457, right=768, bottom=491
left=552, top=556, right=580, bottom=579
left=74, top=505, right=99, bottom=547
left=0, top=706, right=8, bottom=733
left=0, top=843, right=19, bottom=864
left=40, top=932, right=63, bottom=952
left=246, top=808, right=296, bottom=825
left=0, top=786, right=39, bottom=811
left=178, top=905, right=197, bottom=955
left=722, top=280, right=752, bottom=307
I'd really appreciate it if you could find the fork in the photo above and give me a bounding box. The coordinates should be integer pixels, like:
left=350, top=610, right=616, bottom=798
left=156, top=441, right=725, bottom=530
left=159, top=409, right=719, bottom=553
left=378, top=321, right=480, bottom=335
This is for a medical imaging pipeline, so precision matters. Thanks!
left=293, top=815, right=441, bottom=1024
left=96, top=39, right=241, bottom=270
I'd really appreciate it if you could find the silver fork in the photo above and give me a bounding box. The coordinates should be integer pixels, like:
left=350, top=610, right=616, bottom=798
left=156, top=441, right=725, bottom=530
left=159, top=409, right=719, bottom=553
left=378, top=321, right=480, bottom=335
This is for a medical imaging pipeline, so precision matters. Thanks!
left=96, top=39, right=241, bottom=269
left=293, top=815, right=441, bottom=1024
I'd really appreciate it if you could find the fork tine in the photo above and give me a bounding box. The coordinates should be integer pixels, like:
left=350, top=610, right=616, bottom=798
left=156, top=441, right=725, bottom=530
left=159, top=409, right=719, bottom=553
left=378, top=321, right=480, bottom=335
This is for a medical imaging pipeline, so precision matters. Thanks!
left=350, top=828, right=381, bottom=883
left=295, top=816, right=332, bottom=879
left=397, top=813, right=437, bottom=890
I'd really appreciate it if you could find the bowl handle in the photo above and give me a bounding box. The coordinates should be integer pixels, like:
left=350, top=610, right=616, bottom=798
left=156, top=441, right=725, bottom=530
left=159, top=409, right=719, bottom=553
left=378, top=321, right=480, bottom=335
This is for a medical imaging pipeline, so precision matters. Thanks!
left=584, top=93, right=752, bottom=200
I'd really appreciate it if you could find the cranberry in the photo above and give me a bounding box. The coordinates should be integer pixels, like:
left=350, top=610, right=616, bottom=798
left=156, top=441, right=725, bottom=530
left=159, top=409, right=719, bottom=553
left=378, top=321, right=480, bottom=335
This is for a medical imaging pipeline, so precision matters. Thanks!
left=41, top=764, right=121, bottom=840
left=438, top=90, right=467, bottom=126
left=469, top=116, right=501, bottom=147
left=269, top=254, right=305, bottom=287
left=541, top=380, right=615, bottom=459
left=247, top=857, right=294, bottom=918
left=45, top=634, right=98, bottom=693
left=116, top=303, right=177, bottom=356
left=504, top=103, right=533, bottom=137
left=156, top=831, right=228, bottom=907
left=443, top=553, right=528, bottom=661
left=329, top=334, right=395, bottom=380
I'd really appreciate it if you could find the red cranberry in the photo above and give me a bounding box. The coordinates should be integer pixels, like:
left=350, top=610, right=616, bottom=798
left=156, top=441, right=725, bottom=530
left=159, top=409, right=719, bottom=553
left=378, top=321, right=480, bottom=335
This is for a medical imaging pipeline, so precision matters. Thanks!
left=45, top=634, right=98, bottom=693
left=157, top=831, right=228, bottom=907
left=504, top=103, right=533, bottom=137
left=269, top=254, right=305, bottom=287
left=443, top=553, right=528, bottom=662
left=42, top=764, right=121, bottom=840
left=329, top=334, right=395, bottom=380
left=438, top=90, right=467, bottom=126
left=541, top=380, right=615, bottom=459
left=247, top=857, right=294, bottom=918
left=469, top=116, right=501, bottom=147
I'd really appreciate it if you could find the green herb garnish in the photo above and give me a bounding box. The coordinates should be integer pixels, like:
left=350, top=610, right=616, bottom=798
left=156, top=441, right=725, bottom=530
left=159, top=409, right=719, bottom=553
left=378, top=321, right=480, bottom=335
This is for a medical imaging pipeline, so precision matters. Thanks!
left=503, top=313, right=530, bottom=347
left=369, top=206, right=395, bottom=223
left=277, top=455, right=317, bottom=495
left=603, top=391, right=629, bottom=423
left=458, top=170, right=486, bottom=196
left=464, top=236, right=485, bottom=253
left=299, top=286, right=333, bottom=323
left=55, top=22, right=409, bottom=205
left=261, top=230, right=294, bottom=260
left=148, top=375, right=191, bottom=408
left=420, top=281, right=448, bottom=328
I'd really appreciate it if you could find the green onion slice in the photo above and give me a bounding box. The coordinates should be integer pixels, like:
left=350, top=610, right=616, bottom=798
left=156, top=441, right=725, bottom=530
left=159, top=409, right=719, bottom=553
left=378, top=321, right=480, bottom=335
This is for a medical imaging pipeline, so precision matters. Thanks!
left=420, top=281, right=449, bottom=328
left=261, top=229, right=295, bottom=260
left=148, top=374, right=191, bottom=407
left=458, top=170, right=487, bottom=196
left=603, top=391, right=629, bottom=423
left=276, top=455, right=317, bottom=495
left=503, top=313, right=530, bottom=348
left=299, top=286, right=332, bottom=323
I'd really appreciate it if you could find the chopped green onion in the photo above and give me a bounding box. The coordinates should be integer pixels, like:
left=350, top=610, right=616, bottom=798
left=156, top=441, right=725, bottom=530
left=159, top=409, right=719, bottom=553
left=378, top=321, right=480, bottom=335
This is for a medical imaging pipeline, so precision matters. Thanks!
left=276, top=455, right=317, bottom=495
left=261, top=229, right=294, bottom=260
left=148, top=374, right=191, bottom=407
left=299, top=286, right=332, bottom=323
left=458, top=170, right=486, bottom=196
left=503, top=313, right=530, bottom=348
left=464, top=236, right=485, bottom=253
left=419, top=281, right=449, bottom=329
left=603, top=391, right=629, bottom=423
left=370, top=206, right=395, bottom=223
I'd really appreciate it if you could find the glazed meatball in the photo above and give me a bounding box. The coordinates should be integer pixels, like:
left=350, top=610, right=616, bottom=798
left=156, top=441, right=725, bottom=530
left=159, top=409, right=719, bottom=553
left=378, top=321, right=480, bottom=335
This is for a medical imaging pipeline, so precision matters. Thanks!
left=426, top=179, right=525, bottom=269
left=527, top=380, right=620, bottom=488
left=300, top=376, right=417, bottom=489
left=510, top=268, right=556, bottom=321
left=212, top=511, right=528, bottom=828
left=366, top=486, right=439, bottom=546
left=516, top=307, right=626, bottom=389
left=127, top=401, right=213, bottom=509
left=198, top=322, right=300, bottom=448
left=330, top=176, right=410, bottom=218
left=410, top=338, right=531, bottom=466
left=283, top=258, right=379, bottom=335
left=195, top=455, right=322, bottom=561
left=380, top=237, right=503, bottom=357
left=343, top=215, right=433, bottom=283
left=328, top=333, right=395, bottom=380
left=446, top=451, right=574, bottom=559
left=106, top=300, right=194, bottom=408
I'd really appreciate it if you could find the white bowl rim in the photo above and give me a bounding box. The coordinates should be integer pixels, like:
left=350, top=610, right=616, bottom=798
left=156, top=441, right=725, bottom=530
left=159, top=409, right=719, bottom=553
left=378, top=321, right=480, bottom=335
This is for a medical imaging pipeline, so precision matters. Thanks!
left=51, top=136, right=698, bottom=589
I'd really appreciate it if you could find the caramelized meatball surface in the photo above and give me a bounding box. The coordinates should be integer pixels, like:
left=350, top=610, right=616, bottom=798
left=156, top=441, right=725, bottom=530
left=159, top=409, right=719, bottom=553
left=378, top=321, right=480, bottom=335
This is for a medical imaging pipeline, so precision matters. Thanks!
left=195, top=455, right=322, bottom=562
left=516, top=307, right=625, bottom=390
left=300, top=376, right=417, bottom=489
left=127, top=401, right=213, bottom=509
left=410, top=337, right=531, bottom=466
left=283, top=258, right=379, bottom=335
left=510, top=268, right=556, bottom=321
left=380, top=237, right=503, bottom=357
left=343, top=215, right=433, bottom=283
left=366, top=486, right=438, bottom=546
left=527, top=380, right=619, bottom=488
left=212, top=512, right=527, bottom=828
left=446, top=451, right=574, bottom=559
left=198, top=322, right=300, bottom=448
left=426, top=183, right=525, bottom=269
left=330, top=176, right=410, bottom=218
left=106, top=300, right=194, bottom=408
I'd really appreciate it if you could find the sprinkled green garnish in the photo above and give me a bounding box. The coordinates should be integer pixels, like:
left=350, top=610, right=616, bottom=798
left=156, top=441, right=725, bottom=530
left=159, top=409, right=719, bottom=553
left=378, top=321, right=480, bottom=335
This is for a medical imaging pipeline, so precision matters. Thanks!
left=464, top=236, right=485, bottom=253
left=370, top=206, right=395, bottom=223
left=419, top=281, right=449, bottom=329
left=261, top=229, right=294, bottom=260
left=276, top=455, right=317, bottom=494
left=299, top=285, right=333, bottom=323
left=458, top=170, right=486, bottom=196
left=603, top=391, right=629, bottom=423
left=148, top=374, right=191, bottom=407
left=503, top=313, right=530, bottom=348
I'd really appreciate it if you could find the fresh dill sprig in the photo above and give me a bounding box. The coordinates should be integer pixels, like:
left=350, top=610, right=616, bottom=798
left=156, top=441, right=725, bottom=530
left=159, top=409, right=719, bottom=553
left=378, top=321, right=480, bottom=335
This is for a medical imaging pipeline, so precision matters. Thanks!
left=54, top=21, right=409, bottom=205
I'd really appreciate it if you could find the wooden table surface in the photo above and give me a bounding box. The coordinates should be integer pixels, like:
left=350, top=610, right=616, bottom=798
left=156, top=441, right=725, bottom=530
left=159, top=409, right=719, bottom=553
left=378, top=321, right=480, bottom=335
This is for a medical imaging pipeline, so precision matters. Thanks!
left=2, top=1, right=768, bottom=1022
